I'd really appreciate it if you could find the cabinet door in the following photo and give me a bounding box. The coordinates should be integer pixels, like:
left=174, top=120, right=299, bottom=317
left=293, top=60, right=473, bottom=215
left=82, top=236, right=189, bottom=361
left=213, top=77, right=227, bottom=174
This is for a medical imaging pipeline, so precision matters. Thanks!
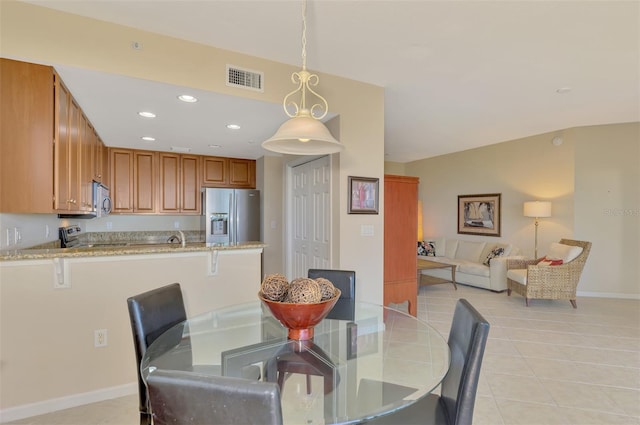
left=159, top=153, right=180, bottom=213
left=0, top=59, right=54, bottom=213
left=54, top=80, right=71, bottom=211
left=110, top=148, right=133, bottom=213
left=202, top=156, right=229, bottom=186
left=98, top=138, right=109, bottom=183
left=79, top=114, right=93, bottom=211
left=181, top=155, right=200, bottom=213
left=229, top=159, right=256, bottom=188
left=68, top=99, right=82, bottom=211
left=134, top=151, right=156, bottom=213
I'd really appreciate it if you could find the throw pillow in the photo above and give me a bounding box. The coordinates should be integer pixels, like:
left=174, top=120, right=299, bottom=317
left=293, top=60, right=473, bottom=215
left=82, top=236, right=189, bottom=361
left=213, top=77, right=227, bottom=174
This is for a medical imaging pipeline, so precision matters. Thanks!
left=417, top=241, right=427, bottom=256
left=547, top=242, right=583, bottom=263
left=425, top=241, right=436, bottom=256
left=537, top=256, right=564, bottom=266
left=483, top=247, right=505, bottom=266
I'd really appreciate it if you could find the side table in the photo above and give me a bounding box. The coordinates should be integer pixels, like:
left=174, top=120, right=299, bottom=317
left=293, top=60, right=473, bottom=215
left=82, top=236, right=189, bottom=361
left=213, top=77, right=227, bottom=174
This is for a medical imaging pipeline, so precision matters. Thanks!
left=417, top=259, right=457, bottom=290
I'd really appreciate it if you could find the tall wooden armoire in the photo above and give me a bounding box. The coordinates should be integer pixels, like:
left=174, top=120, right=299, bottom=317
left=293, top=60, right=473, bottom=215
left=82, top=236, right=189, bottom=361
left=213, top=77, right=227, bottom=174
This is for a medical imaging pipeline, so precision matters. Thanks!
left=383, top=174, right=419, bottom=316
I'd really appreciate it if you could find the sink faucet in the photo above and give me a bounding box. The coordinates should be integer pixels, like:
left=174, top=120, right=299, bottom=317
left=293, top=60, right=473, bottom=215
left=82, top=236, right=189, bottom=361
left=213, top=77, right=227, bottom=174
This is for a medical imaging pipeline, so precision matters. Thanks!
left=167, top=230, right=186, bottom=247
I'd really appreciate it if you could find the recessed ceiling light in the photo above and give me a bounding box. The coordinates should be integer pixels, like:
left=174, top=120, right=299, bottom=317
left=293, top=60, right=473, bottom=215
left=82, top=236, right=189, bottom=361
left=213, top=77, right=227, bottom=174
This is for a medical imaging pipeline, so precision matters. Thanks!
left=138, top=111, right=156, bottom=118
left=141, top=136, right=156, bottom=141
left=177, top=94, right=198, bottom=103
left=556, top=87, right=572, bottom=94
left=208, top=144, right=221, bottom=149
left=226, top=124, right=241, bottom=130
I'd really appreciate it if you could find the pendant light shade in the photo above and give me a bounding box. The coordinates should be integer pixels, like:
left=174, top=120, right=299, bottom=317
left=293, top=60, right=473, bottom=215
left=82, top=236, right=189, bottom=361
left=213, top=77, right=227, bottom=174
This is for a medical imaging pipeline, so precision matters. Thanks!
left=262, top=111, right=342, bottom=155
left=262, top=0, right=343, bottom=155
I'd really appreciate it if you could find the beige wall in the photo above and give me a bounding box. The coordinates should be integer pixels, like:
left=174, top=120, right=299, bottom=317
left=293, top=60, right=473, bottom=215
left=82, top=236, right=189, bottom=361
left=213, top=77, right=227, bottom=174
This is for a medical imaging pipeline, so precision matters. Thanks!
left=405, top=122, right=639, bottom=298
left=573, top=123, right=639, bottom=296
left=384, top=162, right=406, bottom=175
left=0, top=1, right=385, bottom=302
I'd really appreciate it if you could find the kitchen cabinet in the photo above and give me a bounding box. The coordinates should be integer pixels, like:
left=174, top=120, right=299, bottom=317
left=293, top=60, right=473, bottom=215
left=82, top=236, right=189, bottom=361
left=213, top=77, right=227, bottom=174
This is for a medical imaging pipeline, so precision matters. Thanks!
left=0, top=59, right=55, bottom=213
left=202, top=157, right=229, bottom=186
left=158, top=153, right=201, bottom=214
left=229, top=158, right=256, bottom=188
left=383, top=174, right=419, bottom=316
left=110, top=148, right=157, bottom=213
left=202, top=156, right=256, bottom=189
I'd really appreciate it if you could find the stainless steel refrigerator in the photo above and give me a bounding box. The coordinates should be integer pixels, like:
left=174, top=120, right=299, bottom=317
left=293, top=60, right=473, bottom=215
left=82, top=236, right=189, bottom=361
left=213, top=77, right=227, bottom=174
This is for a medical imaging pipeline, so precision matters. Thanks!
left=202, top=188, right=261, bottom=245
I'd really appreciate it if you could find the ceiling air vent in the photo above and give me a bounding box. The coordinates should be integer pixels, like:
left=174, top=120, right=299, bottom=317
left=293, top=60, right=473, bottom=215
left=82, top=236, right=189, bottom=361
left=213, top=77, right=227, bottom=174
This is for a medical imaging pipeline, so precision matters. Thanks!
left=226, top=65, right=264, bottom=92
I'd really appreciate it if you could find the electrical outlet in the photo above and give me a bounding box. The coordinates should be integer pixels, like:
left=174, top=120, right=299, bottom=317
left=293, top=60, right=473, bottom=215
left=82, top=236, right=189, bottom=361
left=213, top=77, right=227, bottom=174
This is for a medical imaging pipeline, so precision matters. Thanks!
left=45, top=224, right=50, bottom=238
left=94, top=329, right=108, bottom=348
left=106, top=222, right=113, bottom=230
left=174, top=221, right=180, bottom=229
left=14, top=227, right=22, bottom=245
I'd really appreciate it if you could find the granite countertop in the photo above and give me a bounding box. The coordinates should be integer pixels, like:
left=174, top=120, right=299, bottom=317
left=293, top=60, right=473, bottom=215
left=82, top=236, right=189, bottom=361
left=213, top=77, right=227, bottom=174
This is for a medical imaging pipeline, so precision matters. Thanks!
left=0, top=231, right=265, bottom=261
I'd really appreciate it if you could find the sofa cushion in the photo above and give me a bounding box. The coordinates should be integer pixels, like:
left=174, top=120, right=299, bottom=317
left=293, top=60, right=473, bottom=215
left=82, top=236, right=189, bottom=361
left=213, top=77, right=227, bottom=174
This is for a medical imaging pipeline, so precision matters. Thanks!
left=429, top=237, right=446, bottom=257
left=483, top=247, right=505, bottom=266
left=507, top=269, right=527, bottom=285
left=458, top=261, right=491, bottom=277
left=547, top=242, right=583, bottom=263
left=444, top=239, right=458, bottom=259
left=455, top=241, right=486, bottom=262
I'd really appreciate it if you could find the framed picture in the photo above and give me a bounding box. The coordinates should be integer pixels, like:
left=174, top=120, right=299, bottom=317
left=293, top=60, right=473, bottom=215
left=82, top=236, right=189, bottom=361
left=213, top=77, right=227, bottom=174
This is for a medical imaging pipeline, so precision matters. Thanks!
left=458, top=193, right=501, bottom=237
left=348, top=176, right=379, bottom=214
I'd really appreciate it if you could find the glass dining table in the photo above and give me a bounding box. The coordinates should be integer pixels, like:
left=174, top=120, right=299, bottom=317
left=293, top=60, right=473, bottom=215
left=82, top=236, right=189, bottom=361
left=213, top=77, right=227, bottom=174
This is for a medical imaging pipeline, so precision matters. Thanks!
left=141, top=301, right=450, bottom=425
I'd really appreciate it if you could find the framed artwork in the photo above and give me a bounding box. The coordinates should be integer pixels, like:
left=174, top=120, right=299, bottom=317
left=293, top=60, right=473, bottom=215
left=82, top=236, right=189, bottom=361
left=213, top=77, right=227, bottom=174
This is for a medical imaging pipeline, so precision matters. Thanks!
left=458, top=193, right=501, bottom=237
left=348, top=176, right=379, bottom=214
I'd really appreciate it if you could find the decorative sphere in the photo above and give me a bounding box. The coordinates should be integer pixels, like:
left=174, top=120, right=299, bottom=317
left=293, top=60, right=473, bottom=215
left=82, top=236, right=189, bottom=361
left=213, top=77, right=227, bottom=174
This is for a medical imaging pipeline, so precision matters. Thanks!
left=260, top=273, right=290, bottom=301
left=286, top=278, right=321, bottom=303
left=315, top=278, right=337, bottom=301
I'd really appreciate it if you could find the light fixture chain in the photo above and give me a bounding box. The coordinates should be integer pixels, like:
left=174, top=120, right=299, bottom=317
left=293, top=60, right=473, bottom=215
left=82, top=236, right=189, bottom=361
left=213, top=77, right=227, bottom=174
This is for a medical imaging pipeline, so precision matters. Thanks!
left=301, top=0, right=307, bottom=71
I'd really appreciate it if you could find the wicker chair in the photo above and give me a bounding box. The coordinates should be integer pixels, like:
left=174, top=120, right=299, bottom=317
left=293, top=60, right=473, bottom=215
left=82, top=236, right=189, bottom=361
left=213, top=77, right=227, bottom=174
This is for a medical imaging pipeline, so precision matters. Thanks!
left=506, top=239, right=591, bottom=308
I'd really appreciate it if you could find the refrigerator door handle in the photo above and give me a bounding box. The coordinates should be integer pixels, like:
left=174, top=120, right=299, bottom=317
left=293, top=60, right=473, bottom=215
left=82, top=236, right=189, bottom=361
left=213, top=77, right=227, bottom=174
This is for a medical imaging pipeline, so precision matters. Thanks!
left=229, top=192, right=235, bottom=244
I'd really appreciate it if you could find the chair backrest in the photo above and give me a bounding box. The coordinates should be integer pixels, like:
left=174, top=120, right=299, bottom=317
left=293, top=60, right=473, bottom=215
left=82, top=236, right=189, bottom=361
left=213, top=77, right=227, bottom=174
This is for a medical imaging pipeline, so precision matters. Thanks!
left=147, top=369, right=283, bottom=425
left=127, top=283, right=187, bottom=416
left=441, top=299, right=490, bottom=425
left=558, top=238, right=591, bottom=268
left=308, top=269, right=356, bottom=320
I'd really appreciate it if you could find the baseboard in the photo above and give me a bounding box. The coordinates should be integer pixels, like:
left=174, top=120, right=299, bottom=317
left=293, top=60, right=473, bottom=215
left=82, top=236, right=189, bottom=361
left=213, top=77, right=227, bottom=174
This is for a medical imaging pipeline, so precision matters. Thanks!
left=0, top=382, right=137, bottom=423
left=577, top=291, right=640, bottom=300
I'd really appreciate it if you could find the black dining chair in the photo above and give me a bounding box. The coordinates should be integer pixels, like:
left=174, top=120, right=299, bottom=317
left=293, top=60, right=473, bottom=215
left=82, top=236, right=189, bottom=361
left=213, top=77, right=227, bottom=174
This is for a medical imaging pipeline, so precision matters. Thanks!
left=359, top=298, right=490, bottom=425
left=127, top=283, right=188, bottom=425
left=308, top=268, right=356, bottom=320
left=147, top=369, right=284, bottom=425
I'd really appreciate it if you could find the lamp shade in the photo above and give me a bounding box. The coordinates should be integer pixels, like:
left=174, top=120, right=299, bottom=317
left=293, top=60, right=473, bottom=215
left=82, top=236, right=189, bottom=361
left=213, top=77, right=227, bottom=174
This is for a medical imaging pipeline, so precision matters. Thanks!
left=523, top=201, right=552, bottom=218
left=262, top=114, right=343, bottom=155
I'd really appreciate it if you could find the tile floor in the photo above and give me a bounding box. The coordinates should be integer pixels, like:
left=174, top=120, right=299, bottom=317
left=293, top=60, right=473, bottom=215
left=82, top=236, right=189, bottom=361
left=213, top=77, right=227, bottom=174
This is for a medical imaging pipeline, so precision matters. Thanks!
left=5, top=284, right=639, bottom=425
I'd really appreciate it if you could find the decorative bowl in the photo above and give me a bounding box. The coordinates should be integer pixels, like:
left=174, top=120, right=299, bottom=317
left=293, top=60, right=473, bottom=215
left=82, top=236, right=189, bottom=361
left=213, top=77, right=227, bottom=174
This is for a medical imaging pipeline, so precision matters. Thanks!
left=258, top=289, right=341, bottom=340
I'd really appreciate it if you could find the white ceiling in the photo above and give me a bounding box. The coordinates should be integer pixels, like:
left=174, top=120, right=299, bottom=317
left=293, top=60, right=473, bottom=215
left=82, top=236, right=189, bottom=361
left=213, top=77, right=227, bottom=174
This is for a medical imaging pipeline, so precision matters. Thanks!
left=22, top=1, right=640, bottom=163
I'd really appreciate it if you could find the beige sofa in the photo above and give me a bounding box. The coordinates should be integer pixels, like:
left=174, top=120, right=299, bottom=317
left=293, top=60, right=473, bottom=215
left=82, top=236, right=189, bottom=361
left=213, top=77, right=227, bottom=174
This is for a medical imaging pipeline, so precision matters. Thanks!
left=418, top=237, right=523, bottom=292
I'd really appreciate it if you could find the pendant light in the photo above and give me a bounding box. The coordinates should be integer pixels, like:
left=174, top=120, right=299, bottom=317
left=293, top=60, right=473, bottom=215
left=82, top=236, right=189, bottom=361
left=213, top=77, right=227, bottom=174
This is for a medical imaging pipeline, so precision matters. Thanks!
left=262, top=0, right=343, bottom=155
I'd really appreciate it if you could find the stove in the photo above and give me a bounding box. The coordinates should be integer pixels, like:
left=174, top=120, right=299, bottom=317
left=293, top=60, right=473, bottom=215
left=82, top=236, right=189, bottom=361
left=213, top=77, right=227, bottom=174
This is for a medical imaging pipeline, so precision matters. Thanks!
left=59, top=225, right=83, bottom=248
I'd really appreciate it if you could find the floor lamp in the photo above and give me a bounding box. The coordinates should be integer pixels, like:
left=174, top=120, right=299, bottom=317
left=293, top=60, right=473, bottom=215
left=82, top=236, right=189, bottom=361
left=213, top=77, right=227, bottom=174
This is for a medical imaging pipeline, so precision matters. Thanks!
left=523, top=201, right=551, bottom=259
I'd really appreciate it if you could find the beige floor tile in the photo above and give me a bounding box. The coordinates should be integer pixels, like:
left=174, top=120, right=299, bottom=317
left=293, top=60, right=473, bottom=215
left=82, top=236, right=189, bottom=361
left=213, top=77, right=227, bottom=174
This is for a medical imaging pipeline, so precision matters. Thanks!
left=487, top=374, right=555, bottom=404
left=603, top=387, right=640, bottom=417
left=482, top=353, right=535, bottom=376
left=559, top=407, right=638, bottom=425
left=473, top=395, right=506, bottom=425
left=495, top=399, right=570, bottom=425
left=540, top=379, right=626, bottom=414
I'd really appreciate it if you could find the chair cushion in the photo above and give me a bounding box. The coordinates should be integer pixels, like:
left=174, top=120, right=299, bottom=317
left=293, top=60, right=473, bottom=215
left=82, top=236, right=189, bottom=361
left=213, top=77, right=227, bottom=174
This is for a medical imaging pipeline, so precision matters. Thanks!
left=547, top=242, right=583, bottom=263
left=507, top=269, right=527, bottom=285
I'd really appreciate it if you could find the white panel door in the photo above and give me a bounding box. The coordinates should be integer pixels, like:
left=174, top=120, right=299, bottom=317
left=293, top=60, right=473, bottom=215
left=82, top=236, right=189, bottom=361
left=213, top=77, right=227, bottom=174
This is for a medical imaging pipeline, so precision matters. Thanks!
left=290, top=156, right=331, bottom=278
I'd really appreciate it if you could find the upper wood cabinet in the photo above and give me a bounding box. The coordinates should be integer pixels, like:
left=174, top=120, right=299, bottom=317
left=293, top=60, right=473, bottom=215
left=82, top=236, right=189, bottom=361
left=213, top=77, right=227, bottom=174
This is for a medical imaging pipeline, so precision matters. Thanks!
left=202, top=156, right=255, bottom=188
left=229, top=158, right=256, bottom=188
left=158, top=153, right=201, bottom=214
left=0, top=59, right=55, bottom=213
left=383, top=174, right=419, bottom=317
left=110, top=148, right=157, bottom=214
left=202, top=157, right=229, bottom=186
